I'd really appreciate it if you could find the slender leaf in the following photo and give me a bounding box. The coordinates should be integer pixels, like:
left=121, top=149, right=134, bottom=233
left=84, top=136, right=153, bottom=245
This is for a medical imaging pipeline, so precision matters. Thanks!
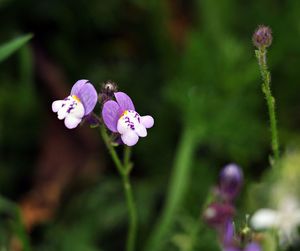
left=0, top=34, right=33, bottom=63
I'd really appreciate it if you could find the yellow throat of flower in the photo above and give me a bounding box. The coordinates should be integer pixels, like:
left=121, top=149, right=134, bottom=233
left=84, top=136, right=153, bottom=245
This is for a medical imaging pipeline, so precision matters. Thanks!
left=121, top=110, right=129, bottom=117
left=72, top=95, right=81, bottom=103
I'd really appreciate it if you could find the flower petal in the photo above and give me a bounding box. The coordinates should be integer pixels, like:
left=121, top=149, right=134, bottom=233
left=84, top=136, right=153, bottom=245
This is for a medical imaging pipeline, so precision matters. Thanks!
left=76, top=82, right=98, bottom=115
left=223, top=220, right=234, bottom=246
left=121, top=131, right=139, bottom=146
left=102, top=100, right=120, bottom=132
left=71, top=79, right=89, bottom=96
left=52, top=100, right=63, bottom=112
left=64, top=115, right=82, bottom=129
left=251, top=209, right=279, bottom=230
left=141, top=115, right=154, bottom=128
left=114, top=92, right=135, bottom=111
left=135, top=124, right=147, bottom=137
left=244, top=242, right=261, bottom=251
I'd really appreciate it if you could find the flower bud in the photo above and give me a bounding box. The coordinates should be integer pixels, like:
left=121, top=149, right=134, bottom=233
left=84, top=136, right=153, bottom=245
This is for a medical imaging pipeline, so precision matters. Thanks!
left=203, top=202, right=235, bottom=227
left=99, top=80, right=118, bottom=103
left=252, top=25, right=272, bottom=48
left=219, top=163, right=243, bottom=201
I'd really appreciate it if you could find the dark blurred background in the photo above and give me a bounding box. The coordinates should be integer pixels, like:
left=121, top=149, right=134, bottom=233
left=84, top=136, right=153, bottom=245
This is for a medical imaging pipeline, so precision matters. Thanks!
left=1, top=0, right=300, bottom=250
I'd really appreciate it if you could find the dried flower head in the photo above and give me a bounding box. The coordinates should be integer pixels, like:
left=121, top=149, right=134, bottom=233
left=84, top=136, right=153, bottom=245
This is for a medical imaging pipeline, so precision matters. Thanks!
left=252, top=25, right=272, bottom=48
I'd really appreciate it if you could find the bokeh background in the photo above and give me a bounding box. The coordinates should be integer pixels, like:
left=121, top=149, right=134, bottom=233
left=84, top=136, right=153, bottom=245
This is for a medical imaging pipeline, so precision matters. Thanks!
left=1, top=0, right=300, bottom=250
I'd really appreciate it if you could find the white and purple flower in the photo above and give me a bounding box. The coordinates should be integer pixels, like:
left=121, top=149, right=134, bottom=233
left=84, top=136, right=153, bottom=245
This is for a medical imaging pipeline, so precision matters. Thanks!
left=52, top=79, right=98, bottom=129
left=102, top=92, right=154, bottom=146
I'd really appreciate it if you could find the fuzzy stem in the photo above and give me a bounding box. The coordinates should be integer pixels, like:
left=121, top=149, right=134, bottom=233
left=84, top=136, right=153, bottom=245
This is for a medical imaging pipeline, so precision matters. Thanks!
left=255, top=47, right=280, bottom=165
left=144, top=126, right=196, bottom=251
left=99, top=125, right=137, bottom=251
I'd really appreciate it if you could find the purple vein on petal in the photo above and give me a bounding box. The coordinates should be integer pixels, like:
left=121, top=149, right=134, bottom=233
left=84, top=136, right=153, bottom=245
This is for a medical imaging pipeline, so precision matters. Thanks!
left=114, top=92, right=135, bottom=111
left=102, top=100, right=120, bottom=132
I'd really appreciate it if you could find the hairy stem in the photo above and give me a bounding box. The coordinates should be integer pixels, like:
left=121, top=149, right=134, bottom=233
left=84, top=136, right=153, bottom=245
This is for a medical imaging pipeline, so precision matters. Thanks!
left=255, top=47, right=280, bottom=165
left=100, top=125, right=137, bottom=251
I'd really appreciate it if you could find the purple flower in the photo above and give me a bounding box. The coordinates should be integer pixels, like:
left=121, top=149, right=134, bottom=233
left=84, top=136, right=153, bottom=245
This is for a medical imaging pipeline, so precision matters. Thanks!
left=52, top=79, right=98, bottom=129
left=219, top=164, right=243, bottom=201
left=102, top=92, right=154, bottom=146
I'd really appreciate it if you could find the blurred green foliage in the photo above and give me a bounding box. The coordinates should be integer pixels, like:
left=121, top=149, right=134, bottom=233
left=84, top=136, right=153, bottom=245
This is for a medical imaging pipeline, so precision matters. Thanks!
left=1, top=0, right=300, bottom=251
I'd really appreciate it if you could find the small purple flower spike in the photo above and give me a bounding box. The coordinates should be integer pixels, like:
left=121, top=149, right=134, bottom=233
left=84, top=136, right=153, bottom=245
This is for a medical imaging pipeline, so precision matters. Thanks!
left=102, top=92, right=154, bottom=146
left=219, top=163, right=243, bottom=201
left=52, top=79, right=98, bottom=129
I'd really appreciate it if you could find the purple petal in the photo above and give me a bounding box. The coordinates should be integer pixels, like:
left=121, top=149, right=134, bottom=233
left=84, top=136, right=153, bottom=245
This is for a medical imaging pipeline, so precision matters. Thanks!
left=114, top=92, right=135, bottom=111
left=71, top=79, right=89, bottom=96
left=244, top=242, right=261, bottom=251
left=76, top=82, right=98, bottom=115
left=102, top=100, right=120, bottom=132
left=223, top=220, right=234, bottom=246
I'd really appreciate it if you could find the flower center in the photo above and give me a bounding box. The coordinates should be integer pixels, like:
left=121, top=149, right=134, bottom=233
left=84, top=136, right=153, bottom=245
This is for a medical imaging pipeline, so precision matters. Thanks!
left=118, top=110, right=141, bottom=131
left=72, top=95, right=81, bottom=103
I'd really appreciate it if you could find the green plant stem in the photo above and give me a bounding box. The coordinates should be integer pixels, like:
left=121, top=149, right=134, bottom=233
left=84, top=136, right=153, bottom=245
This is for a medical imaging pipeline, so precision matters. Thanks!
left=256, top=47, right=280, bottom=165
left=145, top=126, right=197, bottom=251
left=99, top=125, right=137, bottom=251
left=122, top=173, right=138, bottom=251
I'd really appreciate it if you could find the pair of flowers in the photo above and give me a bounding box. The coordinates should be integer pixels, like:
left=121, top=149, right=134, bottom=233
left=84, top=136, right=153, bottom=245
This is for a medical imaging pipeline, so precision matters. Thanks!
left=52, top=80, right=154, bottom=146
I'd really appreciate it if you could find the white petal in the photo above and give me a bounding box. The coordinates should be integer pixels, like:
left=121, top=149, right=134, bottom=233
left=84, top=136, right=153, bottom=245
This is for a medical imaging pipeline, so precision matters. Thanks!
left=52, top=100, right=64, bottom=112
left=64, top=115, right=82, bottom=129
left=71, top=102, right=85, bottom=118
left=117, top=118, right=128, bottom=134
left=135, top=124, right=147, bottom=137
left=121, top=131, right=139, bottom=146
left=251, top=209, right=279, bottom=230
left=57, top=105, right=68, bottom=120
left=141, top=115, right=154, bottom=128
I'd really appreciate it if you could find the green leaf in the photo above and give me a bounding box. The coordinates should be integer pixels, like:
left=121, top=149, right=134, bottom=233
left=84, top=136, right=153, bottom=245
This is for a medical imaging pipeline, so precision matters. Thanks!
left=0, top=34, right=33, bottom=63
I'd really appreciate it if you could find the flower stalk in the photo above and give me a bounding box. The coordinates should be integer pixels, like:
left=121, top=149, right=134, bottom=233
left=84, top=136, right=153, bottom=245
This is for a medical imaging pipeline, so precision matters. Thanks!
left=253, top=25, right=279, bottom=165
left=100, top=125, right=137, bottom=251
left=255, top=47, right=279, bottom=165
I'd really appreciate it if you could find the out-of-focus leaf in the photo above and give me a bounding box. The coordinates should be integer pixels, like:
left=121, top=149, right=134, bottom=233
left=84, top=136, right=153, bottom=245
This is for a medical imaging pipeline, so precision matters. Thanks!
left=0, top=34, right=33, bottom=63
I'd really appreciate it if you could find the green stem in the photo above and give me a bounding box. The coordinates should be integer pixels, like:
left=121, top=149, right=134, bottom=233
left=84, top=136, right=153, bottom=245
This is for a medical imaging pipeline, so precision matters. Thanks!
left=255, top=47, right=280, bottom=165
left=144, top=126, right=197, bottom=251
left=99, top=125, right=137, bottom=251
left=122, top=174, right=138, bottom=251
left=100, top=125, right=123, bottom=174
left=124, top=146, right=133, bottom=174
